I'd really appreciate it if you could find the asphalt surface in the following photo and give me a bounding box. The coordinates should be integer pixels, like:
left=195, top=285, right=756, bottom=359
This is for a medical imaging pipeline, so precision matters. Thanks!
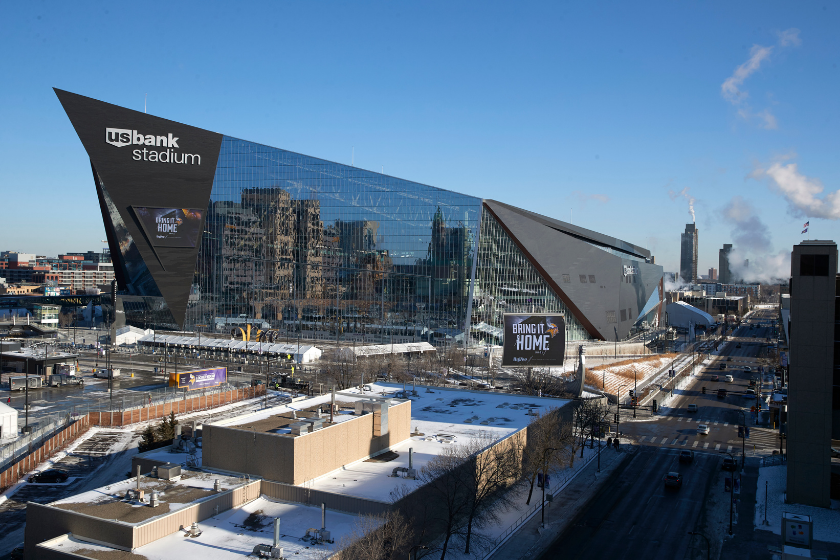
left=537, top=309, right=784, bottom=560
left=538, top=445, right=718, bottom=559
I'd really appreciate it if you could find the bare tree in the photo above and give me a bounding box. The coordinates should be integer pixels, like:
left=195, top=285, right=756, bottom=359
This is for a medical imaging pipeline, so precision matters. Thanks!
left=460, top=431, right=522, bottom=554
left=521, top=408, right=576, bottom=505
left=415, top=444, right=471, bottom=559
left=573, top=397, right=610, bottom=457
left=335, top=510, right=412, bottom=560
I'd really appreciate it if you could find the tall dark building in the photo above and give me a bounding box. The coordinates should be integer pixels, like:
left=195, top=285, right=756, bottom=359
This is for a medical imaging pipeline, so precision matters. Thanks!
left=680, top=224, right=698, bottom=283
left=786, top=240, right=838, bottom=507
left=719, top=243, right=732, bottom=284
left=55, top=88, right=664, bottom=343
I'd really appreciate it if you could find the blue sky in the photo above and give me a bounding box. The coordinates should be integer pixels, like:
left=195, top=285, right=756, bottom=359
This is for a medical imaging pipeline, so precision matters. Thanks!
left=1, top=1, right=838, bottom=279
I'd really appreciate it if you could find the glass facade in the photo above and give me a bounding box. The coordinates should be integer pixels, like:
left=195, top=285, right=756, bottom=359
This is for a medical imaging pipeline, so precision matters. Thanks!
left=112, top=135, right=647, bottom=344
left=472, top=210, right=590, bottom=344
left=184, top=136, right=484, bottom=343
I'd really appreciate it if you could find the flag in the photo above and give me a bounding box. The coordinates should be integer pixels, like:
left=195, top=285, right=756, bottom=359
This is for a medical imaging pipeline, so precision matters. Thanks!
left=804, top=221, right=810, bottom=228
left=802, top=228, right=808, bottom=234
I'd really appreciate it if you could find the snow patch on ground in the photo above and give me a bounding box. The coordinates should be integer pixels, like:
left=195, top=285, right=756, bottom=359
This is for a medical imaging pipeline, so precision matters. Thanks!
left=754, top=465, right=840, bottom=543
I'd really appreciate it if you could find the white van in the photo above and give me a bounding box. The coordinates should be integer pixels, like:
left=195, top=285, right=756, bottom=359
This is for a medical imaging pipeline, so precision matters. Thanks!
left=725, top=375, right=734, bottom=383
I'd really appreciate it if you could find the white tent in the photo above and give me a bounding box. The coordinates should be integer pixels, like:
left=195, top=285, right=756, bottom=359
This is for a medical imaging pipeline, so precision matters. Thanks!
left=0, top=401, right=19, bottom=440
left=115, top=326, right=153, bottom=346
left=666, top=301, right=714, bottom=329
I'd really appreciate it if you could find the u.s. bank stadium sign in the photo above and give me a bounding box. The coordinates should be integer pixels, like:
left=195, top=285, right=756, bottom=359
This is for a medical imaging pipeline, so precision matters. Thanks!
left=106, top=128, right=201, bottom=165
left=502, top=313, right=565, bottom=367
left=623, top=265, right=639, bottom=277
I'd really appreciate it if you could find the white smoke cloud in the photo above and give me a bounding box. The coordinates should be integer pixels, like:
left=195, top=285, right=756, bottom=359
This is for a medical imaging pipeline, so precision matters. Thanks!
left=720, top=196, right=790, bottom=283
left=723, top=196, right=772, bottom=252
left=777, top=28, right=801, bottom=47
left=728, top=248, right=790, bottom=284
left=571, top=191, right=610, bottom=205
left=720, top=29, right=800, bottom=129
left=668, top=186, right=696, bottom=223
left=750, top=158, right=840, bottom=220
left=722, top=44, right=773, bottom=104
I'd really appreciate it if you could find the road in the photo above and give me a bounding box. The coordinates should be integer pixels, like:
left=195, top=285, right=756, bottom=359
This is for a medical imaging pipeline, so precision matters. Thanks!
left=538, top=309, right=781, bottom=559
left=619, top=309, right=781, bottom=458
left=539, top=446, right=717, bottom=559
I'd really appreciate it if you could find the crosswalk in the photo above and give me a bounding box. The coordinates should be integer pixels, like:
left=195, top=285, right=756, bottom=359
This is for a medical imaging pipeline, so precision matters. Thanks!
left=631, top=418, right=782, bottom=453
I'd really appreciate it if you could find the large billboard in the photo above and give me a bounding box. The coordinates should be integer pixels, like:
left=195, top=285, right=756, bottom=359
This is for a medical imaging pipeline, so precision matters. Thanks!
left=133, top=207, right=204, bottom=248
left=169, top=367, right=227, bottom=390
left=502, top=314, right=565, bottom=367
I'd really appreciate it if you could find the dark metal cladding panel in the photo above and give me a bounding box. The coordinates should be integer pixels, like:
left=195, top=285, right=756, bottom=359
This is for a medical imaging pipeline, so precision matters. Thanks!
left=54, top=88, right=223, bottom=328
left=484, top=200, right=662, bottom=341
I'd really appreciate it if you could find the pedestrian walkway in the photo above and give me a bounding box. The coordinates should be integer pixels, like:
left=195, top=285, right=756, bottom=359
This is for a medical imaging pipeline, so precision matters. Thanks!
left=490, top=445, right=633, bottom=560
left=630, top=430, right=780, bottom=454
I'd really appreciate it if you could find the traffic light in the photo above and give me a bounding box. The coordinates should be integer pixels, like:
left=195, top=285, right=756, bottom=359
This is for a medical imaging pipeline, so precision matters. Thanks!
left=614, top=413, right=619, bottom=423
left=652, top=399, right=658, bottom=412
left=738, top=426, right=744, bottom=438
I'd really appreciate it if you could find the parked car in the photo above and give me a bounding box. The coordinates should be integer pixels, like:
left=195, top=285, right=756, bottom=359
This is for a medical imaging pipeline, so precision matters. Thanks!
left=711, top=375, right=719, bottom=382
left=687, top=404, right=698, bottom=413
left=679, top=450, right=695, bottom=464
left=697, top=424, right=710, bottom=435
left=28, top=469, right=69, bottom=483
left=664, top=472, right=683, bottom=488
left=722, top=457, right=737, bottom=471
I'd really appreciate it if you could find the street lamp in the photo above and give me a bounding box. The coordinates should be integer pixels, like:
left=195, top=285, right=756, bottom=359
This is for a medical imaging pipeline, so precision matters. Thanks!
left=720, top=451, right=738, bottom=535
left=633, top=367, right=637, bottom=418
left=687, top=531, right=710, bottom=560
left=737, top=409, right=747, bottom=471
left=541, top=447, right=558, bottom=527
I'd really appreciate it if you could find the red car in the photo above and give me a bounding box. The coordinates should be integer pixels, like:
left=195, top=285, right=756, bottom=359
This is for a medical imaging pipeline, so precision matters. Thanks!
left=711, top=375, right=719, bottom=382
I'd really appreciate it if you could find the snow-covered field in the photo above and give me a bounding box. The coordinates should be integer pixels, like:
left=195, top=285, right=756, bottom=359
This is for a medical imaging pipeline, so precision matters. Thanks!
left=585, top=354, right=677, bottom=396
left=754, top=465, right=840, bottom=543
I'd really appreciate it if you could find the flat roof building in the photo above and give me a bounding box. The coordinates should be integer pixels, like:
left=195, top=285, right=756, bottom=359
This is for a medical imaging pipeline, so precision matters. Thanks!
left=56, top=89, right=663, bottom=345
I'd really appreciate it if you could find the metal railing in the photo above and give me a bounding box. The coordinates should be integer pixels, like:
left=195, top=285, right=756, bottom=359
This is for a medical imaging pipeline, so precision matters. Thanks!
left=0, top=412, right=74, bottom=472
left=478, top=448, right=601, bottom=559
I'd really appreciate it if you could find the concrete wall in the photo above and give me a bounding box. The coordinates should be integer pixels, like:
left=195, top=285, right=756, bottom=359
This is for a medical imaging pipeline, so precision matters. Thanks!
left=25, top=503, right=135, bottom=559
left=203, top=400, right=411, bottom=485
left=261, top=480, right=391, bottom=516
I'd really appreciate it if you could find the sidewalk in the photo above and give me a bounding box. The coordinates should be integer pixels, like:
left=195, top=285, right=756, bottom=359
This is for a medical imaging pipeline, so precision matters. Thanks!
left=490, top=444, right=633, bottom=560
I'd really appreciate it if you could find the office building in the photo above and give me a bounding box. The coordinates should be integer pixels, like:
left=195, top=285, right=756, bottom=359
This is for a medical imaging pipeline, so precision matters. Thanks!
left=680, top=224, right=698, bottom=283
left=708, top=267, right=717, bottom=281
left=719, top=243, right=732, bottom=284
left=55, top=89, right=663, bottom=344
left=786, top=240, right=838, bottom=507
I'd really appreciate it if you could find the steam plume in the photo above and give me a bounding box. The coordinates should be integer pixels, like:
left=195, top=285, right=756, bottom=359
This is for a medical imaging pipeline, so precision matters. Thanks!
left=669, top=187, right=696, bottom=223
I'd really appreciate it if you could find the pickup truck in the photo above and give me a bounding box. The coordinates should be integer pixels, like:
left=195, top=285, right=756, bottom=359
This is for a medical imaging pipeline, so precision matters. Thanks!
left=49, top=374, right=84, bottom=387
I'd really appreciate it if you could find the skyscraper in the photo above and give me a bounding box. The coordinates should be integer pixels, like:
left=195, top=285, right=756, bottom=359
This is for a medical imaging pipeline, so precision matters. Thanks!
left=680, top=224, right=698, bottom=283
left=719, top=243, right=732, bottom=284
left=708, top=268, right=717, bottom=280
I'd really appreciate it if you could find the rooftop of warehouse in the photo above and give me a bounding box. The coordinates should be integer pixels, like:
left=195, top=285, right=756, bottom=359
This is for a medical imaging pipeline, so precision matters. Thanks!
left=48, top=469, right=246, bottom=525
left=40, top=496, right=362, bottom=560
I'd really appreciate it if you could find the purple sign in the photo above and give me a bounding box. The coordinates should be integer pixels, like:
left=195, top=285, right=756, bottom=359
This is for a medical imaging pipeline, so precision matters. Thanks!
left=169, top=367, right=227, bottom=390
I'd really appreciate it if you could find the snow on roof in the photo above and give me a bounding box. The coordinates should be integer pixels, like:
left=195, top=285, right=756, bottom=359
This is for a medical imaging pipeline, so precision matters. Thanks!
left=137, top=334, right=321, bottom=360
left=668, top=301, right=714, bottom=324
left=337, top=341, right=435, bottom=359
left=304, top=383, right=570, bottom=502
left=41, top=497, right=365, bottom=560
left=49, top=470, right=246, bottom=524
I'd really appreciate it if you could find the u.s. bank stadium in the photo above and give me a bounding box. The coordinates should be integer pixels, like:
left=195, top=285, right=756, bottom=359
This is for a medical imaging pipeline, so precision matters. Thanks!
left=56, top=88, right=663, bottom=345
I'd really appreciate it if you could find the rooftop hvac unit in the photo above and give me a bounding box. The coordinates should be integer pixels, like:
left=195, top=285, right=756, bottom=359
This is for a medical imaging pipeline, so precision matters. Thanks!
left=157, top=463, right=182, bottom=480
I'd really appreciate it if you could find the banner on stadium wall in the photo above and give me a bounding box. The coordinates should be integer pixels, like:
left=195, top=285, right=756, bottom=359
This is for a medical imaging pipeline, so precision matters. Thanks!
left=502, top=314, right=565, bottom=367
left=169, top=367, right=227, bottom=390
